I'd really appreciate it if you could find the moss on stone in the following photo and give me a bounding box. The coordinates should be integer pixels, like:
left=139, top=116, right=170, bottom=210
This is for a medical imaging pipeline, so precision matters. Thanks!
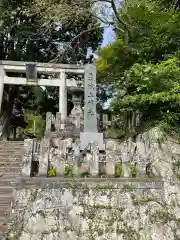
left=67, top=180, right=77, bottom=196
left=98, top=185, right=114, bottom=190
left=64, top=165, right=73, bottom=177
left=123, top=184, right=133, bottom=189
left=47, top=168, right=56, bottom=177
left=115, top=163, right=122, bottom=177
left=94, top=204, right=113, bottom=210
left=133, top=196, right=154, bottom=205
left=130, top=164, right=137, bottom=178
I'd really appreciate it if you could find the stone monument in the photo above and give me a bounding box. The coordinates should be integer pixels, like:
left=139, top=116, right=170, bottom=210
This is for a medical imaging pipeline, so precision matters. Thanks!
left=80, top=63, right=105, bottom=150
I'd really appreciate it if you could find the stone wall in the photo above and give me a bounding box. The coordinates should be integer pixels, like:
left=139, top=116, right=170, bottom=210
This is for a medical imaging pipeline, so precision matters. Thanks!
left=6, top=177, right=180, bottom=240
left=7, top=127, right=180, bottom=239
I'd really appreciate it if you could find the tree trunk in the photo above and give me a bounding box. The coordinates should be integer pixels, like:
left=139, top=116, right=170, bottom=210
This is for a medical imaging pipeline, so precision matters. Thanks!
left=0, top=86, right=18, bottom=140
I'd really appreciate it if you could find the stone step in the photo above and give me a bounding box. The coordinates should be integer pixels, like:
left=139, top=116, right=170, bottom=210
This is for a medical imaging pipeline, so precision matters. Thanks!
left=0, top=188, right=13, bottom=195
left=0, top=163, right=22, bottom=168
left=0, top=203, right=12, bottom=209
left=0, top=153, right=22, bottom=157
left=0, top=145, right=22, bottom=147
left=0, top=216, right=7, bottom=223
left=0, top=141, right=24, bottom=144
left=0, top=158, right=22, bottom=162
left=0, top=159, right=22, bottom=162
left=0, top=156, right=22, bottom=158
left=0, top=199, right=13, bottom=204
left=0, top=208, right=10, bottom=216
left=0, top=155, right=22, bottom=158
left=0, top=157, right=22, bottom=160
left=0, top=195, right=12, bottom=201
left=0, top=166, right=21, bottom=171
left=0, top=146, right=23, bottom=149
left=0, top=149, right=23, bottom=152
left=0, top=170, right=22, bottom=175
left=0, top=145, right=23, bottom=148
left=0, top=150, right=23, bottom=153
left=0, top=199, right=12, bottom=205
left=0, top=217, right=8, bottom=228
left=0, top=161, right=22, bottom=164
left=0, top=144, right=23, bottom=147
left=0, top=174, right=21, bottom=179
left=0, top=178, right=20, bottom=186
left=0, top=154, right=22, bottom=157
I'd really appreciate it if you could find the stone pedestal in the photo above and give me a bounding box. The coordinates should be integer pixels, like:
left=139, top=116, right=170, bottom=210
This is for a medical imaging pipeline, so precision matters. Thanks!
left=55, top=112, right=61, bottom=131
left=57, top=162, right=65, bottom=176
left=38, top=138, right=50, bottom=176
left=80, top=132, right=105, bottom=151
left=89, top=142, right=99, bottom=177
left=21, top=139, right=33, bottom=177
left=137, top=162, right=147, bottom=177
left=106, top=162, right=115, bottom=177
left=73, top=145, right=81, bottom=176
left=122, top=163, right=131, bottom=177
left=45, top=112, right=52, bottom=132
left=105, top=150, right=115, bottom=176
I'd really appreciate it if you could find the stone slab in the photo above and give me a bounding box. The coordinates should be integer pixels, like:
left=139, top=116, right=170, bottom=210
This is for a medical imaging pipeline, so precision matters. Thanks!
left=80, top=132, right=105, bottom=151
left=84, top=63, right=97, bottom=132
left=16, top=177, right=164, bottom=190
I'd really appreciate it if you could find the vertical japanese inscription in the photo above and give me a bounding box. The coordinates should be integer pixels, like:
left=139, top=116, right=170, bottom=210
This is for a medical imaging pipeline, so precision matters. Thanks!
left=84, top=64, right=97, bottom=132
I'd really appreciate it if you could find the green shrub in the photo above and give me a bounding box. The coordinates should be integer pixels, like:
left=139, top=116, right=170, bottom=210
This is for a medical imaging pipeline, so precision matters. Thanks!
left=64, top=165, right=73, bottom=177
left=25, top=113, right=45, bottom=137
left=48, top=168, right=56, bottom=177
left=131, top=164, right=137, bottom=178
left=115, top=163, right=122, bottom=177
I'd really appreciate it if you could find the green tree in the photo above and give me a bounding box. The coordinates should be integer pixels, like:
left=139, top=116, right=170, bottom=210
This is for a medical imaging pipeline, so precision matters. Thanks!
left=0, top=0, right=103, bottom=137
left=97, top=0, right=180, bottom=137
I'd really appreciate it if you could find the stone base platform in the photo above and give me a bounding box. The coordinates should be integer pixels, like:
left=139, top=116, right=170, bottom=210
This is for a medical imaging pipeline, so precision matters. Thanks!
left=15, top=177, right=163, bottom=189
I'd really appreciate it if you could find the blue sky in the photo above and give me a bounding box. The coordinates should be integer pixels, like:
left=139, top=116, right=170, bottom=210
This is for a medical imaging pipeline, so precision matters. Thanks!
left=101, top=26, right=115, bottom=47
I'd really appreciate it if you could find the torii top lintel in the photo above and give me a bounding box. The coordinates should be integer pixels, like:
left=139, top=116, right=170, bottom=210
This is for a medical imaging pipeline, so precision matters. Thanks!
left=0, top=61, right=85, bottom=74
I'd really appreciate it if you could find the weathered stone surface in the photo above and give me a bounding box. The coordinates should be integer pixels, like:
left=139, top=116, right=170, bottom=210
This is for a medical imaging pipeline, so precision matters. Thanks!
left=45, top=112, right=52, bottom=132
left=38, top=138, right=50, bottom=176
left=6, top=177, right=180, bottom=240
left=105, top=150, right=115, bottom=176
left=21, top=139, right=33, bottom=177
left=14, top=127, right=180, bottom=239
left=121, top=163, right=131, bottom=177
left=89, top=142, right=99, bottom=177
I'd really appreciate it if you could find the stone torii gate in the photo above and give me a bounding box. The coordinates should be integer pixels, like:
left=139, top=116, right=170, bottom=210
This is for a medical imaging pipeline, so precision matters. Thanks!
left=0, top=61, right=87, bottom=122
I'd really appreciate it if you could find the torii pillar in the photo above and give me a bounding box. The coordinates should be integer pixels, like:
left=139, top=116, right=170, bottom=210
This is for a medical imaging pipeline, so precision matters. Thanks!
left=59, top=71, right=67, bottom=128
left=0, top=64, right=4, bottom=115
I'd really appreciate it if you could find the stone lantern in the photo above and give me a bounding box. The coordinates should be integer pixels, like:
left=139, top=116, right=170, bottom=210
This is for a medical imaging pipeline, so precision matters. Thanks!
left=67, top=78, right=84, bottom=131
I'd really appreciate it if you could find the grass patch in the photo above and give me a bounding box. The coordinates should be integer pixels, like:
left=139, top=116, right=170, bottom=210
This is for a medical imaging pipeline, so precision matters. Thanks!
left=47, top=168, right=56, bottom=177
left=64, top=165, right=73, bottom=177
left=115, top=163, right=122, bottom=177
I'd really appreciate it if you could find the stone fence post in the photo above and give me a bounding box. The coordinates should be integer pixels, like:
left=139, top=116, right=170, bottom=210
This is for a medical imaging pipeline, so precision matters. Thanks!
left=21, top=139, right=33, bottom=177
left=89, top=142, right=99, bottom=177
left=45, top=112, right=52, bottom=133
left=38, top=137, right=50, bottom=176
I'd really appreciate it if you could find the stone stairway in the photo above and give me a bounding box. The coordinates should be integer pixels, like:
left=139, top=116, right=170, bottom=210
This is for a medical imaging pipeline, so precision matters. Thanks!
left=0, top=141, right=24, bottom=235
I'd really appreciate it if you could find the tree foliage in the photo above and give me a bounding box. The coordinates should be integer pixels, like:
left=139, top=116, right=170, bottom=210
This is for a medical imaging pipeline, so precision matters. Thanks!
left=97, top=0, right=180, bottom=136
left=0, top=0, right=103, bottom=119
